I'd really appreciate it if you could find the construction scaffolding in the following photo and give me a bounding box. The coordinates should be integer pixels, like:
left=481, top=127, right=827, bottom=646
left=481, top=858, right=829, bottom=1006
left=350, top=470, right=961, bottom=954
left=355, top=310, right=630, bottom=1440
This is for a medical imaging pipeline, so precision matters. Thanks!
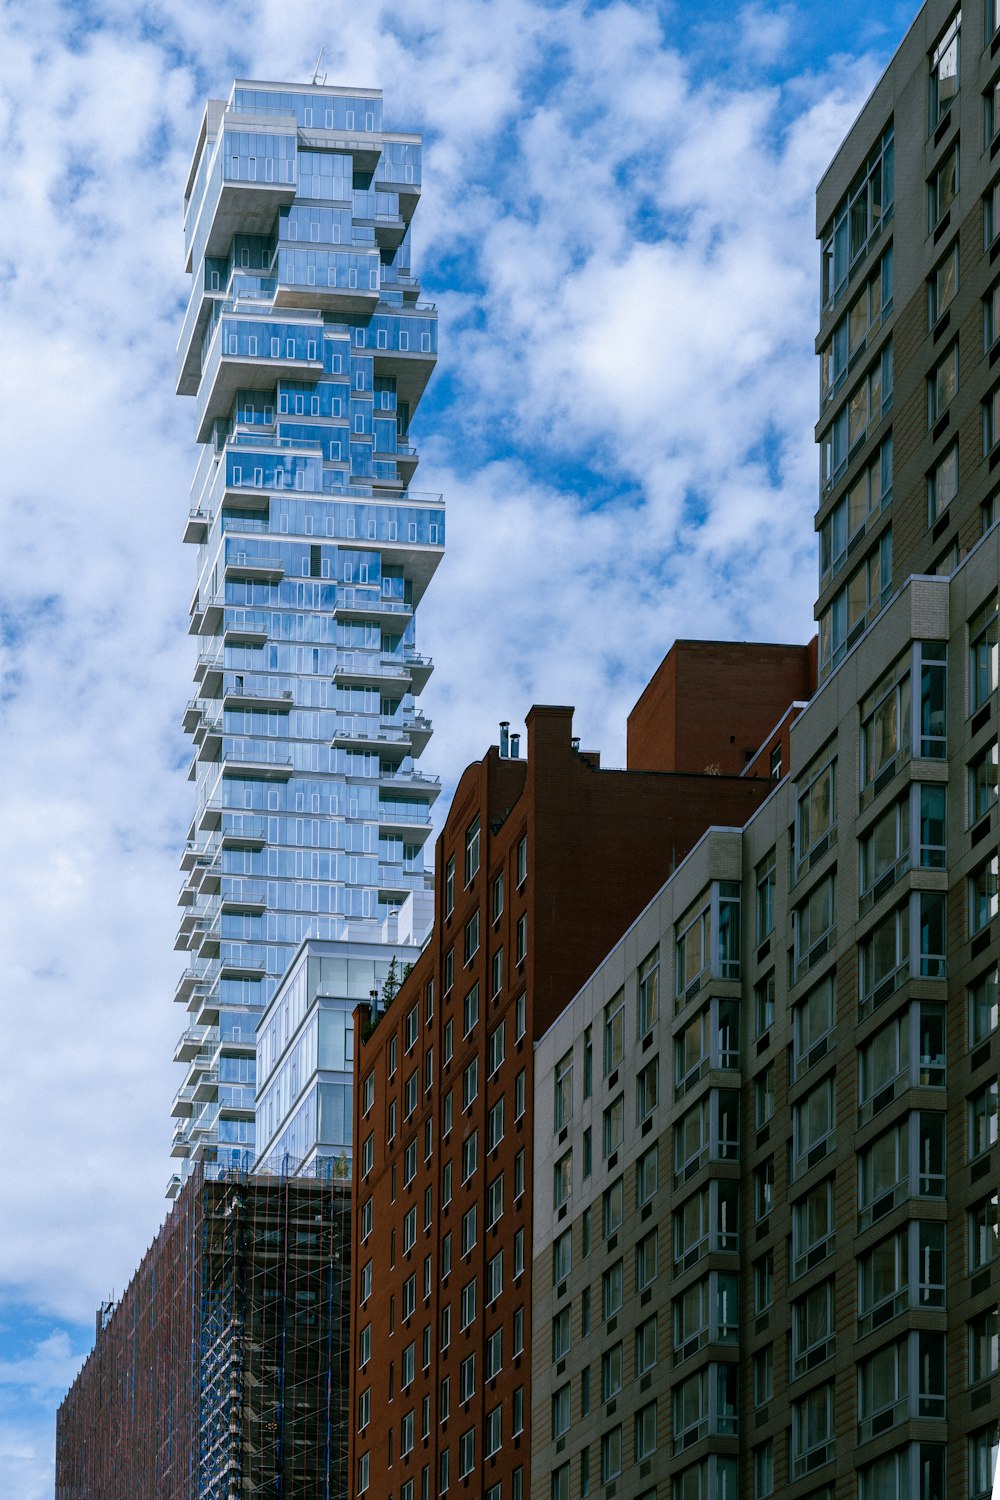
left=56, top=1163, right=351, bottom=1499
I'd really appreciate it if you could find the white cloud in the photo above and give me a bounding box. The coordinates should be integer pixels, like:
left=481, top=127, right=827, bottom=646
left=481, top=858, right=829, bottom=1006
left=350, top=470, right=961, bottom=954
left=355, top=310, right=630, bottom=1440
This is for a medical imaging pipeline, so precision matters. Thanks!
left=0, top=0, right=891, bottom=1491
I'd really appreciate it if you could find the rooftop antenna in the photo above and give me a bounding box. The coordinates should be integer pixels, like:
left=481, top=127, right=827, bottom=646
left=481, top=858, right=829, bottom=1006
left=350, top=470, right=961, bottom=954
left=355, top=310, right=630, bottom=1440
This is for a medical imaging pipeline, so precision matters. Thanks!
left=310, top=47, right=327, bottom=86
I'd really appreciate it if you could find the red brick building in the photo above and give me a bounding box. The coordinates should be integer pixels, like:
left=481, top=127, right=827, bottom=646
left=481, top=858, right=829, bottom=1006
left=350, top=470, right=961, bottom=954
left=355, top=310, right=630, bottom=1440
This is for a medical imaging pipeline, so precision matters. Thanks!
left=347, top=655, right=808, bottom=1500
left=627, top=638, right=816, bottom=779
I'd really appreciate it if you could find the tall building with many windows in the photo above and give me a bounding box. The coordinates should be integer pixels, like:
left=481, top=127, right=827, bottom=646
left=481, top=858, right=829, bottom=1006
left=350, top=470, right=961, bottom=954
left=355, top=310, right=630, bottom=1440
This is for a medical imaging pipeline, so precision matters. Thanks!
left=526, top=8, right=1000, bottom=1500
left=816, top=0, right=1000, bottom=676
left=346, top=664, right=813, bottom=1500
left=169, top=81, right=441, bottom=1190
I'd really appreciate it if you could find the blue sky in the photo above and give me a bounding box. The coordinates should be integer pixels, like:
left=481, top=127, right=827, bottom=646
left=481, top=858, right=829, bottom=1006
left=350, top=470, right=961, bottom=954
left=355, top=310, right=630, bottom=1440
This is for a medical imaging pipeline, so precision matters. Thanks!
left=0, top=0, right=906, bottom=1491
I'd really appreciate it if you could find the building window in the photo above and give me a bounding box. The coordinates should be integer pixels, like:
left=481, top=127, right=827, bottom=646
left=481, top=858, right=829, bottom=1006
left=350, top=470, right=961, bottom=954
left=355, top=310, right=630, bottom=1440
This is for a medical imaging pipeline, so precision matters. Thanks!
left=790, top=1383, right=834, bottom=1478
left=515, top=913, right=527, bottom=964
left=552, top=1383, right=571, bottom=1439
left=636, top=1143, right=658, bottom=1207
left=602, top=1260, right=623, bottom=1320
left=858, top=1111, right=945, bottom=1230
left=928, top=340, right=959, bottom=425
left=970, top=855, right=999, bottom=936
left=487, top=1174, right=503, bottom=1228
left=791, top=1177, right=834, bottom=1279
left=796, top=753, right=837, bottom=873
left=459, top=1351, right=475, bottom=1403
left=458, top=1428, right=475, bottom=1479
left=464, top=910, right=480, bottom=963
left=515, top=991, right=526, bottom=1041
left=790, top=1280, right=834, bottom=1379
left=552, top=1228, right=572, bottom=1285
left=552, top=1305, right=571, bottom=1362
left=928, top=141, right=958, bottom=232
left=858, top=1221, right=944, bottom=1334
left=929, top=240, right=958, bottom=327
left=636, top=1229, right=658, bottom=1291
left=601, top=1341, right=623, bottom=1403
left=488, top=1021, right=504, bottom=1076
left=603, top=1178, right=623, bottom=1239
left=791, top=1076, right=835, bottom=1179
left=754, top=1064, right=775, bottom=1128
left=637, top=948, right=659, bottom=1035
left=928, top=441, right=958, bottom=523
left=970, top=967, right=999, bottom=1047
left=600, top=1426, right=622, bottom=1484
left=491, top=947, right=503, bottom=997
left=602, top=1095, right=624, bottom=1157
left=971, top=1308, right=1000, bottom=1385
left=969, top=1080, right=999, bottom=1160
left=553, top=1151, right=572, bottom=1210
left=516, top=835, right=527, bottom=887
left=754, top=1159, right=774, bottom=1222
left=554, top=1049, right=573, bottom=1128
left=754, top=1251, right=773, bottom=1313
left=463, top=984, right=479, bottom=1038
left=753, top=1441, right=774, bottom=1500
left=792, top=871, right=836, bottom=979
left=486, top=1325, right=503, bottom=1378
left=444, top=856, right=455, bottom=918
left=971, top=1426, right=999, bottom=1500
left=465, top=815, right=480, bottom=885
left=461, top=1132, right=478, bottom=1184
left=756, top=851, right=776, bottom=943
left=971, top=599, right=999, bottom=711
left=970, top=742, right=999, bottom=824
left=492, top=871, right=504, bottom=922
left=362, top=1072, right=375, bottom=1114
left=462, top=1056, right=478, bottom=1109
left=636, top=1057, right=658, bottom=1124
left=459, top=1279, right=476, bottom=1330
left=635, top=1312, right=657, bottom=1375
left=515, top=1067, right=525, bottom=1118
left=487, top=1096, right=504, bottom=1151
left=755, top=972, right=775, bottom=1037
left=603, top=990, right=624, bottom=1074
left=821, top=124, right=893, bottom=310
left=930, top=10, right=960, bottom=124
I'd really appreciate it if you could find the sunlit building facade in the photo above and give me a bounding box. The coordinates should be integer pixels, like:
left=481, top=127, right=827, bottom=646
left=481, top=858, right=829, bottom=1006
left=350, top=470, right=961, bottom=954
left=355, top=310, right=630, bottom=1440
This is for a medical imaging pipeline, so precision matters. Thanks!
left=169, top=80, right=441, bottom=1191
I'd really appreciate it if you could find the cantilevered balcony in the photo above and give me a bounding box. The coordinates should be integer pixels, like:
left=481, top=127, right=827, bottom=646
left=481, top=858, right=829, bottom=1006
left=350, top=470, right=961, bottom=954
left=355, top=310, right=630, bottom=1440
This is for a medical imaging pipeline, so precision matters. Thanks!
left=272, top=247, right=381, bottom=314
left=194, top=313, right=323, bottom=442
left=184, top=123, right=298, bottom=278
left=223, top=685, right=293, bottom=711
left=173, top=964, right=210, bottom=1005
left=378, top=809, right=434, bottom=842
left=220, top=878, right=267, bottom=913
left=377, top=765, right=440, bottom=801
left=332, top=592, right=413, bottom=626
left=174, top=1026, right=209, bottom=1064
left=171, top=1084, right=197, bottom=1118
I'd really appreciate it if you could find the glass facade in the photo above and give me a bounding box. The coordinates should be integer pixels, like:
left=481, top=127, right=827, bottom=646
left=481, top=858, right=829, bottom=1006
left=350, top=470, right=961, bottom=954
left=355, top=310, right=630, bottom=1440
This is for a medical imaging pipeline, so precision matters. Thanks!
left=170, top=80, right=441, bottom=1187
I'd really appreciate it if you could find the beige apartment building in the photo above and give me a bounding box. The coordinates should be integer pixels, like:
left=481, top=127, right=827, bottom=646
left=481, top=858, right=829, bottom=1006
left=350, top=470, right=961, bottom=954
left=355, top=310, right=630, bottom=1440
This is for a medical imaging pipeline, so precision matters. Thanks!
left=532, top=541, right=1000, bottom=1500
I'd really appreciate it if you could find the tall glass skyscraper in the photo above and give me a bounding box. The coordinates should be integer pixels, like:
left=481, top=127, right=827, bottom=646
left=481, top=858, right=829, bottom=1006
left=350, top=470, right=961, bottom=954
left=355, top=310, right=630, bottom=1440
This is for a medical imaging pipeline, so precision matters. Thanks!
left=168, top=81, right=441, bottom=1192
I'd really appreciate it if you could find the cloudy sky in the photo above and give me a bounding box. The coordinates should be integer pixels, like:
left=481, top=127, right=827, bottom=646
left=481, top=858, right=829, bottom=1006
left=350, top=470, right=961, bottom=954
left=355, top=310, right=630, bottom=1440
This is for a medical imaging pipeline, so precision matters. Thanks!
left=0, top=0, right=913, bottom=1490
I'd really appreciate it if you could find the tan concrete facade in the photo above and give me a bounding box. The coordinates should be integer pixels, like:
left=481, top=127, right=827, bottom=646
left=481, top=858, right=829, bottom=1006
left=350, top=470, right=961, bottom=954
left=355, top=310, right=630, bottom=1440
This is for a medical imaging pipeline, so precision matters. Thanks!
left=531, top=532, right=1000, bottom=1500
left=816, top=0, right=1000, bottom=681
